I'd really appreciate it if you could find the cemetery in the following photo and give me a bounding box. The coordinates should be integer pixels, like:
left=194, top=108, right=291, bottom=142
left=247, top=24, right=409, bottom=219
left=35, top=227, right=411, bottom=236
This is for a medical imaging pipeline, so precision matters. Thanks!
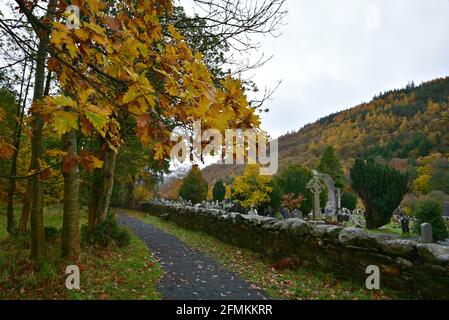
left=142, top=174, right=449, bottom=299
left=1, top=0, right=449, bottom=303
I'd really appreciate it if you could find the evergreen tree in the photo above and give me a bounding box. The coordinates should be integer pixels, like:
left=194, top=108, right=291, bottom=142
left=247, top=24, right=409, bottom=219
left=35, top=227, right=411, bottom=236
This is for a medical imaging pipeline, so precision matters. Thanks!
left=212, top=179, right=226, bottom=202
left=341, top=192, right=357, bottom=210
left=414, top=199, right=448, bottom=241
left=179, top=165, right=208, bottom=204
left=271, top=164, right=326, bottom=213
left=317, top=146, right=345, bottom=188
left=350, top=159, right=409, bottom=229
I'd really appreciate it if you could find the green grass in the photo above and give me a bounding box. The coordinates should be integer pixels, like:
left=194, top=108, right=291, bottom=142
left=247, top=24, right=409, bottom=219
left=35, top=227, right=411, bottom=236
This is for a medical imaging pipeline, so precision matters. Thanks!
left=121, top=209, right=409, bottom=300
left=0, top=205, right=163, bottom=300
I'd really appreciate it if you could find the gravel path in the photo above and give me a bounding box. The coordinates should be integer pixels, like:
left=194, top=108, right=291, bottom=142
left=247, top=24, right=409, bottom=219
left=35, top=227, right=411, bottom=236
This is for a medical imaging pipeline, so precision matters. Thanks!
left=118, top=213, right=269, bottom=300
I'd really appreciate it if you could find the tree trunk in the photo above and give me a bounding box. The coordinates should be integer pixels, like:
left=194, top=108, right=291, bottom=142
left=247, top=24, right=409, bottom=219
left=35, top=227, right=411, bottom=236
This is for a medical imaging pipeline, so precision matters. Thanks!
left=7, top=55, right=34, bottom=235
left=96, top=148, right=117, bottom=224
left=87, top=169, right=102, bottom=231
left=29, top=36, right=49, bottom=259
left=6, top=151, right=18, bottom=234
left=61, top=129, right=80, bottom=260
left=18, top=180, right=33, bottom=233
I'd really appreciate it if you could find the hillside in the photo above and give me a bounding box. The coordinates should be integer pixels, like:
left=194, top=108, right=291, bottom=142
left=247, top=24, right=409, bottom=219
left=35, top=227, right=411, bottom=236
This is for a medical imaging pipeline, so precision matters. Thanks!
left=160, top=77, right=449, bottom=198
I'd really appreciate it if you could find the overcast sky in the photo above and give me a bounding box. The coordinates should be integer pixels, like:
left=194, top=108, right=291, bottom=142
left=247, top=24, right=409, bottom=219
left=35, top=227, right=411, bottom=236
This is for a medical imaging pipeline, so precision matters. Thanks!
left=184, top=0, right=449, bottom=138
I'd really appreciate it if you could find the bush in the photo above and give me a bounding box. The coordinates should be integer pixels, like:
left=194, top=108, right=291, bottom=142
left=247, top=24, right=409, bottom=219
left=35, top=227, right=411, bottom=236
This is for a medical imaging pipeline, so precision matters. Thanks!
left=414, top=199, right=448, bottom=241
left=82, top=213, right=131, bottom=247
left=341, top=192, right=357, bottom=210
left=212, top=180, right=226, bottom=201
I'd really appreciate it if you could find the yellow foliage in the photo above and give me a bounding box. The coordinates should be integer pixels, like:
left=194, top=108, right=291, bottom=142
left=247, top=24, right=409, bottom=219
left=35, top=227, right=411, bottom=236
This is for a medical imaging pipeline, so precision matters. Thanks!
left=413, top=174, right=431, bottom=194
left=231, top=165, right=272, bottom=209
left=133, top=185, right=152, bottom=202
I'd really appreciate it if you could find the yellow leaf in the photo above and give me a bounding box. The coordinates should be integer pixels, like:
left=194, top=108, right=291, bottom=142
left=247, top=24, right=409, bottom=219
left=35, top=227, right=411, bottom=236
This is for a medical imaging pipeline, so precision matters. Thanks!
left=52, top=110, right=79, bottom=135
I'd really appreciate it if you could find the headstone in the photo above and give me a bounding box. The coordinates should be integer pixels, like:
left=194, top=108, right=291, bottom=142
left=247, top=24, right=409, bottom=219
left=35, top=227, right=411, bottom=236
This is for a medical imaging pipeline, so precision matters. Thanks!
left=420, top=223, right=433, bottom=243
left=291, top=209, right=302, bottom=219
left=229, top=202, right=247, bottom=214
left=443, top=202, right=449, bottom=217
left=280, top=207, right=290, bottom=219
left=337, top=213, right=344, bottom=223
left=248, top=207, right=258, bottom=215
left=264, top=207, right=275, bottom=217
left=399, top=216, right=410, bottom=234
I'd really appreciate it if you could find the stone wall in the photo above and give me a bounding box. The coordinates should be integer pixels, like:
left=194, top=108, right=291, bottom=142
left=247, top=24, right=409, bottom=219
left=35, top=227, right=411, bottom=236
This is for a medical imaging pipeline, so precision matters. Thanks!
left=141, top=202, right=449, bottom=299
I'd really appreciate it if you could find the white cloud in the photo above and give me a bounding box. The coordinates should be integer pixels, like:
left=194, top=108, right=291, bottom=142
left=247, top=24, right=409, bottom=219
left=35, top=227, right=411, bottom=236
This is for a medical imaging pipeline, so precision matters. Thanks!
left=250, top=0, right=449, bottom=138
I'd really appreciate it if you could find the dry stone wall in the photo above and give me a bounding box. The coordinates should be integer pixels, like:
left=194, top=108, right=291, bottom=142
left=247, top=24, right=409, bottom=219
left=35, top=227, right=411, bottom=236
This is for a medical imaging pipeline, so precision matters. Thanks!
left=141, top=202, right=449, bottom=298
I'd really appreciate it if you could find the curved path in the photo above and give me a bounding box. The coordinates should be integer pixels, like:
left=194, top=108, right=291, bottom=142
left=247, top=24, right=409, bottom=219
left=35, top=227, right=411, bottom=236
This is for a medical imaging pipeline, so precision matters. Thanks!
left=118, top=214, right=269, bottom=300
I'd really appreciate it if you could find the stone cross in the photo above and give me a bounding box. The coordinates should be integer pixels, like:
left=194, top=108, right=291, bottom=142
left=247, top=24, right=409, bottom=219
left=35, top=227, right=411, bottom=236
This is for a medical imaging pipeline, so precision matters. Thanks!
left=307, top=170, right=324, bottom=220
left=420, top=223, right=433, bottom=243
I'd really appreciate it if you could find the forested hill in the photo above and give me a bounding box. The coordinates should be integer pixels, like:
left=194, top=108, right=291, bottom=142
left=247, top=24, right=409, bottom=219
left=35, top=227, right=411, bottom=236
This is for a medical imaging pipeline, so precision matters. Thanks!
left=161, top=77, right=449, bottom=197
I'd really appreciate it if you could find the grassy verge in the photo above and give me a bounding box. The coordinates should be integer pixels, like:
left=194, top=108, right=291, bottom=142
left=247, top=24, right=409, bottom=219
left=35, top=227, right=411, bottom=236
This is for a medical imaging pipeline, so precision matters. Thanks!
left=121, top=209, right=409, bottom=300
left=0, top=205, right=163, bottom=300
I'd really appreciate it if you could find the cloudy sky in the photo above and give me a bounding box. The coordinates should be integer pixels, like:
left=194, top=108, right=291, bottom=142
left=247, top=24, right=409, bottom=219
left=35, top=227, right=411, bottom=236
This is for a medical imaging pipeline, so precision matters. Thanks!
left=184, top=0, right=449, bottom=138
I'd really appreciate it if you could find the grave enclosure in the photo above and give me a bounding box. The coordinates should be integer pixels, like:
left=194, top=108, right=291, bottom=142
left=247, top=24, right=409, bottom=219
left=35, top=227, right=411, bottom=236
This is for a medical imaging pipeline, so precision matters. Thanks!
left=141, top=201, right=449, bottom=299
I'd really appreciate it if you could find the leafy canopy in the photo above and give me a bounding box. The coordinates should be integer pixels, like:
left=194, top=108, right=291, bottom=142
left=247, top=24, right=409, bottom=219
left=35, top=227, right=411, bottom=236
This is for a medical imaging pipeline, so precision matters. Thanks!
left=40, top=0, right=260, bottom=169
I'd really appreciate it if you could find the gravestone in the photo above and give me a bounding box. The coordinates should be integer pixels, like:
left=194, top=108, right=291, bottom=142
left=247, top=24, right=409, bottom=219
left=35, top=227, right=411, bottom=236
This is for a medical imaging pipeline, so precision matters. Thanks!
left=399, top=216, right=410, bottom=234
left=264, top=206, right=275, bottom=217
left=279, top=207, right=290, bottom=219
left=248, top=207, right=258, bottom=216
left=443, top=202, right=449, bottom=217
left=307, top=170, right=324, bottom=220
left=421, top=223, right=433, bottom=243
left=229, top=202, right=247, bottom=214
left=291, top=209, right=302, bottom=219
left=337, top=213, right=350, bottom=223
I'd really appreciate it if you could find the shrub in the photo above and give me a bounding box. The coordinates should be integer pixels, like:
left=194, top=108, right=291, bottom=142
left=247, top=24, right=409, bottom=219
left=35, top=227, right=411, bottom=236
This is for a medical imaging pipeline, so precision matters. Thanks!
left=212, top=180, right=226, bottom=201
left=351, top=158, right=408, bottom=229
left=282, top=193, right=305, bottom=211
left=82, top=213, right=131, bottom=247
left=414, top=199, right=448, bottom=241
left=341, top=192, right=357, bottom=210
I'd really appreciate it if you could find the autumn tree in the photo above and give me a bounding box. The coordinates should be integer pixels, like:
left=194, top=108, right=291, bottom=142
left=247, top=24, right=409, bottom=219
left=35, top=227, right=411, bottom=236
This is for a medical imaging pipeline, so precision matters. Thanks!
left=5, top=0, right=262, bottom=260
left=231, top=165, right=272, bottom=211
left=350, top=159, right=409, bottom=229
